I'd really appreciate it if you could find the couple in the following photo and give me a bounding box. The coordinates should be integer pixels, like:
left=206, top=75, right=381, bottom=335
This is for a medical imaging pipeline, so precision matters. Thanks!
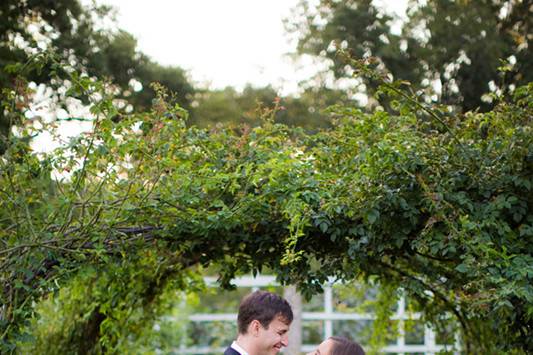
left=224, top=290, right=365, bottom=355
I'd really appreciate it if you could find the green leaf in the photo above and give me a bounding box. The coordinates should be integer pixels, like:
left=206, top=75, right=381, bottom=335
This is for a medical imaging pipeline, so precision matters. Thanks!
left=367, top=209, right=380, bottom=224
left=455, top=264, right=468, bottom=273
left=319, top=221, right=329, bottom=233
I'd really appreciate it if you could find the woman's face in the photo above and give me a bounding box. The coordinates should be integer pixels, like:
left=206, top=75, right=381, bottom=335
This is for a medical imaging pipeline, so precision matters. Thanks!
left=306, top=338, right=335, bottom=355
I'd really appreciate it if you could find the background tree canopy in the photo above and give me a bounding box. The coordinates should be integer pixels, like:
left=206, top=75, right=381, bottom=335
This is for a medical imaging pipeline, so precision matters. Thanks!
left=287, top=0, right=532, bottom=112
left=190, top=84, right=350, bottom=131
left=0, top=0, right=193, bottom=153
left=0, top=0, right=354, bottom=156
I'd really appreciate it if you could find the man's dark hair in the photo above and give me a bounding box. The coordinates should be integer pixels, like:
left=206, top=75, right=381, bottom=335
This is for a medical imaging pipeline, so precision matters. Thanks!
left=330, top=336, right=365, bottom=355
left=237, top=290, right=293, bottom=334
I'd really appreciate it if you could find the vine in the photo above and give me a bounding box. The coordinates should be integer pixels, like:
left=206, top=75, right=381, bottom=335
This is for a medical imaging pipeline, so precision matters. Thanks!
left=0, top=53, right=531, bottom=353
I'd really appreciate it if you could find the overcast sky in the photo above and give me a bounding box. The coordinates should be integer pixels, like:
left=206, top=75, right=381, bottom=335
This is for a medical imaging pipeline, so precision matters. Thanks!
left=94, top=0, right=407, bottom=95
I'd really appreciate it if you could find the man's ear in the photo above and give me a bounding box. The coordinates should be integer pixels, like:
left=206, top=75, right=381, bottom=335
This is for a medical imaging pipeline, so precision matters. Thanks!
left=249, top=320, right=261, bottom=336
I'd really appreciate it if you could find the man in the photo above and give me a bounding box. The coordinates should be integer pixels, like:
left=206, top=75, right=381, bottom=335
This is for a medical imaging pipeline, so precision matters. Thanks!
left=224, top=290, right=293, bottom=355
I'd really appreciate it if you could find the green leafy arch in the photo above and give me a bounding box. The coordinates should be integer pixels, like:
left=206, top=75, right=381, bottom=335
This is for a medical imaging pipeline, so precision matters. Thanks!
left=1, top=57, right=532, bottom=354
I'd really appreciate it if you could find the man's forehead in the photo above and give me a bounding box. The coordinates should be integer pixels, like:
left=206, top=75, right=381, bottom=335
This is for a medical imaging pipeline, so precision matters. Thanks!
left=271, top=315, right=291, bottom=329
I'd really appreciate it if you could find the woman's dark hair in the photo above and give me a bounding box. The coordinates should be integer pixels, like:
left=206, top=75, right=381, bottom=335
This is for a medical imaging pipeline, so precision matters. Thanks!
left=237, top=290, right=293, bottom=334
left=330, top=336, right=365, bottom=355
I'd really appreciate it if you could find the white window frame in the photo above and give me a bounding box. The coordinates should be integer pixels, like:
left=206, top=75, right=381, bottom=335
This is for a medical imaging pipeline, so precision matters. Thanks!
left=171, top=275, right=461, bottom=354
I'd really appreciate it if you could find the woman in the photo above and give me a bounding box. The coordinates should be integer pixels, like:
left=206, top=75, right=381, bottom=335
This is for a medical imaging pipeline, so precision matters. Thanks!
left=307, top=336, right=365, bottom=355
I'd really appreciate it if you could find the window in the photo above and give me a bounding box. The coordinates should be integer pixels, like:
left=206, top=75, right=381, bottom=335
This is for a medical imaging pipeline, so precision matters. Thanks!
left=163, top=275, right=460, bottom=354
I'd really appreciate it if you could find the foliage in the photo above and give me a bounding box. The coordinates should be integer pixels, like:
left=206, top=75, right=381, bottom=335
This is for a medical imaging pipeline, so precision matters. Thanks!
left=0, top=0, right=193, bottom=153
left=333, top=280, right=400, bottom=354
left=0, top=54, right=532, bottom=354
left=190, top=84, right=349, bottom=130
left=287, top=0, right=532, bottom=112
left=18, top=251, right=201, bottom=354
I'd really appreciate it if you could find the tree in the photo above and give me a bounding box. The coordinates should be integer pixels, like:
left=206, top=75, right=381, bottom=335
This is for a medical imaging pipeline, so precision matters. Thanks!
left=0, top=0, right=193, bottom=152
left=83, top=29, right=193, bottom=111
left=1, top=57, right=531, bottom=353
left=190, top=85, right=271, bottom=127
left=288, top=0, right=533, bottom=112
left=190, top=84, right=349, bottom=130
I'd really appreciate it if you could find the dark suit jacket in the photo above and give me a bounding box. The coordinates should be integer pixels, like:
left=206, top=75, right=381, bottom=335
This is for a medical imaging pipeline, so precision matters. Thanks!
left=223, top=346, right=241, bottom=355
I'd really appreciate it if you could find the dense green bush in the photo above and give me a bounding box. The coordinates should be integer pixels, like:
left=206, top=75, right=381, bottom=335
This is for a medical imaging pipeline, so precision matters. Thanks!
left=0, top=54, right=531, bottom=353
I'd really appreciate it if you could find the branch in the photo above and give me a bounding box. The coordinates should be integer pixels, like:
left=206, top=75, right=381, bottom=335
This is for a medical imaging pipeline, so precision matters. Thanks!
left=375, top=259, right=471, bottom=341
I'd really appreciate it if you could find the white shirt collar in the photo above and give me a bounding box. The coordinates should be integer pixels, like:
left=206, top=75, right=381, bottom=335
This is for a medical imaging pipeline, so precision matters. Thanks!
left=231, top=340, right=249, bottom=355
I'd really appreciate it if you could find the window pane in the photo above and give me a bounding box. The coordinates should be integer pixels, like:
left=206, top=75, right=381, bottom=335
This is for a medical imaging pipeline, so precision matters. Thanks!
left=332, top=283, right=397, bottom=313
left=185, top=321, right=236, bottom=348
left=435, top=320, right=457, bottom=345
left=192, top=287, right=252, bottom=313
left=302, top=292, right=324, bottom=312
left=332, top=320, right=373, bottom=344
left=386, top=320, right=400, bottom=345
left=404, top=320, right=425, bottom=345
left=262, top=285, right=284, bottom=296
left=302, top=320, right=324, bottom=344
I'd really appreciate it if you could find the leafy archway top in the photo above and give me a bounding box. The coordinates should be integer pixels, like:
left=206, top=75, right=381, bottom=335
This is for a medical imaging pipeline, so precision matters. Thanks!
left=1, top=55, right=532, bottom=353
